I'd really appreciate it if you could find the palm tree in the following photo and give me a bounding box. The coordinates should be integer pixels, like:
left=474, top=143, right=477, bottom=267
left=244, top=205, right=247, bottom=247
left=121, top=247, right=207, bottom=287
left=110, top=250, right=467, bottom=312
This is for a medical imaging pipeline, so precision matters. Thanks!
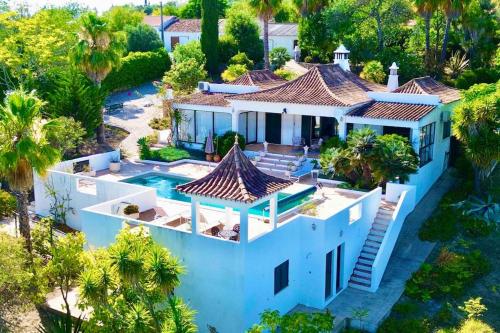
left=439, top=0, right=466, bottom=65
left=293, top=0, right=329, bottom=16
left=346, top=127, right=377, bottom=188
left=415, top=0, right=438, bottom=68
left=249, top=0, right=282, bottom=70
left=0, top=89, right=61, bottom=252
left=72, top=12, right=124, bottom=144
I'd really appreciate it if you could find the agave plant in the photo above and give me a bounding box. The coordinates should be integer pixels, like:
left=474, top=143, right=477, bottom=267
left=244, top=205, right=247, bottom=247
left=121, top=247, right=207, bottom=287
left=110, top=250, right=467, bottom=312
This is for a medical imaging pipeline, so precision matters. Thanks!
left=37, top=313, right=85, bottom=333
left=444, top=51, right=469, bottom=79
left=452, top=195, right=500, bottom=224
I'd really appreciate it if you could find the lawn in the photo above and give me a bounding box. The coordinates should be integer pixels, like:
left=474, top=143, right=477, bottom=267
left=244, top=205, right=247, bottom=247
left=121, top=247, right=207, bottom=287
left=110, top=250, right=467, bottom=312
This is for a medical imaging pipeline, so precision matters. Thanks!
left=149, top=146, right=204, bottom=162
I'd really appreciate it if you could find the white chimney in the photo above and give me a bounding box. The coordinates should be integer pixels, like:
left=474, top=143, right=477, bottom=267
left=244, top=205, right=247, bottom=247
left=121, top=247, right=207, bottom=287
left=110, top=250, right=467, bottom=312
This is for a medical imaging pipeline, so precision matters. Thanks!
left=333, top=44, right=350, bottom=72
left=387, top=62, right=399, bottom=91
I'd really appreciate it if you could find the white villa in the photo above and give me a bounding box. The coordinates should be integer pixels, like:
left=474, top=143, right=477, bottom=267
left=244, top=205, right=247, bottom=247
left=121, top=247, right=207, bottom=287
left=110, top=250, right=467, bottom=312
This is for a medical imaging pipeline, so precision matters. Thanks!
left=172, top=45, right=460, bottom=202
left=144, top=15, right=299, bottom=55
left=34, top=46, right=460, bottom=332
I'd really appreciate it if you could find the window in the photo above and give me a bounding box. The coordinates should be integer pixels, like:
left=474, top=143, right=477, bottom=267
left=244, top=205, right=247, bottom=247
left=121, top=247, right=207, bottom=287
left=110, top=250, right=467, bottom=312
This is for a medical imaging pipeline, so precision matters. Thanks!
left=325, top=251, right=333, bottom=299
left=195, top=111, right=213, bottom=144
left=443, top=120, right=451, bottom=139
left=178, top=110, right=232, bottom=143
left=274, top=260, right=289, bottom=295
left=419, top=122, right=435, bottom=167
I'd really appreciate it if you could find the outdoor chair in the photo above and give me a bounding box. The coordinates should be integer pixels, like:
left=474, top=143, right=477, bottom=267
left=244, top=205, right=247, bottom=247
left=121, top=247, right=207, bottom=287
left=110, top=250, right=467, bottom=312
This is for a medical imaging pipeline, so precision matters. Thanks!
left=310, top=138, right=323, bottom=151
left=210, top=226, right=220, bottom=237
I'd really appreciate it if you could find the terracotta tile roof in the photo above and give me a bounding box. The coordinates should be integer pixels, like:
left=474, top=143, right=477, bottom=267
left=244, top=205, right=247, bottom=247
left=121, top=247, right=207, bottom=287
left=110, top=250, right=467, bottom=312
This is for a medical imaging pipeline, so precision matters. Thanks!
left=229, top=70, right=286, bottom=89
left=143, top=15, right=175, bottom=27
left=347, top=101, right=436, bottom=121
left=177, top=142, right=292, bottom=203
left=228, top=64, right=386, bottom=106
left=393, top=76, right=460, bottom=104
left=166, top=19, right=225, bottom=32
left=175, top=92, right=230, bottom=107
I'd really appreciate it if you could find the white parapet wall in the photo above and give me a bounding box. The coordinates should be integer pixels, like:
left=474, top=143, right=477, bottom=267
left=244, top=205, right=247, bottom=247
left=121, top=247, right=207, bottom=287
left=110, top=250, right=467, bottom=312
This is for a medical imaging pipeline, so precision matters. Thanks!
left=370, top=183, right=416, bottom=291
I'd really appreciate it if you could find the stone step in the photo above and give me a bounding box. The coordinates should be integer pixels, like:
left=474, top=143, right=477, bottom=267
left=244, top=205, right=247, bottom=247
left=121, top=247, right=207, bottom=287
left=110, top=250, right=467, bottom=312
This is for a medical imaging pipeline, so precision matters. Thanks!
left=366, top=238, right=382, bottom=245
left=362, top=247, right=379, bottom=256
left=360, top=250, right=377, bottom=259
left=375, top=216, right=391, bottom=223
left=256, top=162, right=289, bottom=170
left=353, top=267, right=372, bottom=278
left=349, top=279, right=371, bottom=288
left=356, top=262, right=373, bottom=270
left=260, top=157, right=298, bottom=165
left=367, top=234, right=384, bottom=242
left=363, top=243, right=380, bottom=251
left=352, top=273, right=371, bottom=281
left=373, top=222, right=389, bottom=230
left=358, top=256, right=374, bottom=265
left=264, top=152, right=299, bottom=161
left=369, top=228, right=386, bottom=237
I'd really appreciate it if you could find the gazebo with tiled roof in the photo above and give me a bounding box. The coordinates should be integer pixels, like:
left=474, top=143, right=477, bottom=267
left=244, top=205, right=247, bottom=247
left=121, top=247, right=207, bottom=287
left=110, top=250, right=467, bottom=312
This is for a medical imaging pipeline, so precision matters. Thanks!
left=177, top=137, right=292, bottom=242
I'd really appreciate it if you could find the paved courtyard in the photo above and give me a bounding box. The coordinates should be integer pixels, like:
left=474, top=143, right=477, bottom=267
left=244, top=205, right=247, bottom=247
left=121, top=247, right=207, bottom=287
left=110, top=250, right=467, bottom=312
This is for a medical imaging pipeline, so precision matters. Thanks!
left=104, top=82, right=162, bottom=157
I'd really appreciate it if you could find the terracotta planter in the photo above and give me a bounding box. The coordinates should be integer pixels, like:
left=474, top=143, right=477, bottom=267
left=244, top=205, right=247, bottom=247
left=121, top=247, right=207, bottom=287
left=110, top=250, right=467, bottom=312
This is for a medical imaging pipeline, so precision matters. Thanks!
left=213, top=154, right=221, bottom=162
left=109, top=162, right=121, bottom=173
left=206, top=154, right=213, bottom=162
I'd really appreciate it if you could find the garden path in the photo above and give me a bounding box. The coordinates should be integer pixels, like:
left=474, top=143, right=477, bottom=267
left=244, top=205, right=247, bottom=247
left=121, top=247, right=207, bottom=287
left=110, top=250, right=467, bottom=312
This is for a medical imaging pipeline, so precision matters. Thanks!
left=292, top=170, right=457, bottom=332
left=104, top=82, right=162, bottom=157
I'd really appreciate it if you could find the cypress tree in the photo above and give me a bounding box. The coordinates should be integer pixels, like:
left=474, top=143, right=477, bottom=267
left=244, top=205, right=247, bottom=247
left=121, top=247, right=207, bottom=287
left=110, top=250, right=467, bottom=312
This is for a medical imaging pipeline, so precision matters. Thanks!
left=200, top=0, right=219, bottom=76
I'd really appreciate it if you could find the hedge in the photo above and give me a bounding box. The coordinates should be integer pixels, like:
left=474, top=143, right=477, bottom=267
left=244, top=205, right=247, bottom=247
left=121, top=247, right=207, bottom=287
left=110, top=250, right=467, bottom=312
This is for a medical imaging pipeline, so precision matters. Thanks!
left=103, top=49, right=171, bottom=92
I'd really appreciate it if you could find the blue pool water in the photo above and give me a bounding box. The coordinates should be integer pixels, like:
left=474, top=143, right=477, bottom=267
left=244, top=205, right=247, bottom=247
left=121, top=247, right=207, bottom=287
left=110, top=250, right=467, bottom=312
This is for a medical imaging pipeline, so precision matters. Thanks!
left=122, top=173, right=316, bottom=217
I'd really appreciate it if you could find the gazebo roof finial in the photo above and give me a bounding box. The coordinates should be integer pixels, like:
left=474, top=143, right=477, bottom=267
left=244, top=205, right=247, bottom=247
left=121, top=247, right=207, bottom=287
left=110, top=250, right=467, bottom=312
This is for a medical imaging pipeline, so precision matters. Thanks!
left=234, top=133, right=239, bottom=145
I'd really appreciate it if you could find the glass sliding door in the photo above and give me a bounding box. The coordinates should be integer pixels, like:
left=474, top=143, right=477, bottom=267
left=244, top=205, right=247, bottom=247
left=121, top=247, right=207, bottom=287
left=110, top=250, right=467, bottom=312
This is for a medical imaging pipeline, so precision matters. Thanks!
left=239, top=112, right=258, bottom=144
left=195, top=111, right=213, bottom=143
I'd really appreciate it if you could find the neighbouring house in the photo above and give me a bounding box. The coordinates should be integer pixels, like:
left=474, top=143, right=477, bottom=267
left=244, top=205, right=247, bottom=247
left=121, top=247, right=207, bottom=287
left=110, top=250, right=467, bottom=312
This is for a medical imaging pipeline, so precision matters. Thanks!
left=144, top=15, right=299, bottom=55
left=172, top=45, right=460, bottom=202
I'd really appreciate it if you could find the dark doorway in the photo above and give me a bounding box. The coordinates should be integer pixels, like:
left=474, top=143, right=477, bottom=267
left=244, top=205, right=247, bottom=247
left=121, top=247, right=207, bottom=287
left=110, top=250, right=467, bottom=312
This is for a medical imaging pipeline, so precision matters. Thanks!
left=325, top=251, right=333, bottom=299
left=302, top=116, right=338, bottom=146
left=383, top=126, right=411, bottom=140
left=265, top=113, right=281, bottom=144
left=336, top=244, right=343, bottom=293
left=170, top=36, right=179, bottom=49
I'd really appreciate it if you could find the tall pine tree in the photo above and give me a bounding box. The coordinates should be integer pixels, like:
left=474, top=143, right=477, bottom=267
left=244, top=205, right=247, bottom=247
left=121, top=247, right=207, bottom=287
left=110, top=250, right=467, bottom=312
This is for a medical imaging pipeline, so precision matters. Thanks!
left=201, top=0, right=219, bottom=76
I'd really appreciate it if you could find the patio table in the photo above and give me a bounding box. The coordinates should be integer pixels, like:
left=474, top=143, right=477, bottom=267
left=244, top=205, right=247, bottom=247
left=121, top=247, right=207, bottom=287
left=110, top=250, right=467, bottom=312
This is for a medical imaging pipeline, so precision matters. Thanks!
left=218, top=230, right=237, bottom=239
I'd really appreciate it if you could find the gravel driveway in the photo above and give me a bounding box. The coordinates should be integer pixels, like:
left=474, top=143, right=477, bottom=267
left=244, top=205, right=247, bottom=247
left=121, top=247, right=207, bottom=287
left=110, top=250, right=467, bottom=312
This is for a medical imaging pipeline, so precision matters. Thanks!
left=104, top=82, right=163, bottom=157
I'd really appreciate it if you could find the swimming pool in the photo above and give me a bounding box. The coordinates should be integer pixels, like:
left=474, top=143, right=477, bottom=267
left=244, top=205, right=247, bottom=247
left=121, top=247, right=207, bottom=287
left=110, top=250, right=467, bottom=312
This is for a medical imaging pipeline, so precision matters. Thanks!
left=122, top=172, right=316, bottom=217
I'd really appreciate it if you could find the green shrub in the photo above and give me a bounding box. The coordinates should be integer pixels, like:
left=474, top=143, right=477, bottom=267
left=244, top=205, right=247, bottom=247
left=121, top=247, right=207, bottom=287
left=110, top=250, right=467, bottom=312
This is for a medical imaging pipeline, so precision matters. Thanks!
left=0, top=190, right=16, bottom=218
left=274, top=68, right=296, bottom=80
left=461, top=216, right=494, bottom=238
left=270, top=47, right=291, bottom=70
left=320, top=136, right=346, bottom=153
left=454, top=68, right=499, bottom=90
left=103, top=49, right=171, bottom=92
left=457, top=318, right=495, bottom=333
left=377, top=317, right=431, bottom=333
left=218, top=131, right=245, bottom=157
left=392, top=301, right=419, bottom=316
left=229, top=52, right=254, bottom=69
left=218, top=35, right=239, bottom=65
left=419, top=208, right=459, bottom=242
left=137, top=137, right=152, bottom=160
left=405, top=248, right=490, bottom=301
left=148, top=117, right=169, bottom=130
left=221, top=64, right=248, bottom=82
left=124, top=204, right=139, bottom=215
left=172, top=40, right=206, bottom=66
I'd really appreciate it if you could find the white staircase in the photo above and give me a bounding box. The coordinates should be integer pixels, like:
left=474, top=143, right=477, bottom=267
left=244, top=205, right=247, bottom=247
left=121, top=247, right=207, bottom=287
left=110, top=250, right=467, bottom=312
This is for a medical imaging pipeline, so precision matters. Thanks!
left=254, top=153, right=301, bottom=174
left=349, top=201, right=396, bottom=289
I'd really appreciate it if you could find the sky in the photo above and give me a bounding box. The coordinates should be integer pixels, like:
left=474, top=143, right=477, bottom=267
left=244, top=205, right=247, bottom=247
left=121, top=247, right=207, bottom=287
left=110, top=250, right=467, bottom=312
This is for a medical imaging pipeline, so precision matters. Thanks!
left=8, top=0, right=167, bottom=13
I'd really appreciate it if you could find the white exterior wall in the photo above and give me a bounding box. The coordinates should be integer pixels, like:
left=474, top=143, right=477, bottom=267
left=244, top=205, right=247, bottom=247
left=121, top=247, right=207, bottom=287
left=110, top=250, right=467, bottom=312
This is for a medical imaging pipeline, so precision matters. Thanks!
left=268, top=35, right=296, bottom=55
left=164, top=31, right=201, bottom=51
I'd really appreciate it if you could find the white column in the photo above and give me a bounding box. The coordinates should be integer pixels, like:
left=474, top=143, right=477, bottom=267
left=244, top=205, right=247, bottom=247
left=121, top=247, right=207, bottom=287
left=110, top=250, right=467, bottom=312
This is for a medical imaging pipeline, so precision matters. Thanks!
left=225, top=207, right=233, bottom=228
left=191, top=200, right=200, bottom=235
left=239, top=207, right=249, bottom=244
left=231, top=110, right=239, bottom=133
left=338, top=119, right=347, bottom=141
left=270, top=195, right=278, bottom=230
left=411, top=126, right=420, bottom=153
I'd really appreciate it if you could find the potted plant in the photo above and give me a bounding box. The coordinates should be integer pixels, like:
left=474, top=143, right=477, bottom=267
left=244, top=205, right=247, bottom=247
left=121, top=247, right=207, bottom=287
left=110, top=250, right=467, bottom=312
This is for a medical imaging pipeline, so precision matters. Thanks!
left=287, top=161, right=297, bottom=172
left=123, top=204, right=140, bottom=219
left=311, top=159, right=320, bottom=169
left=81, top=164, right=96, bottom=177
left=109, top=156, right=121, bottom=173
left=255, top=154, right=262, bottom=162
left=213, top=137, right=221, bottom=162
